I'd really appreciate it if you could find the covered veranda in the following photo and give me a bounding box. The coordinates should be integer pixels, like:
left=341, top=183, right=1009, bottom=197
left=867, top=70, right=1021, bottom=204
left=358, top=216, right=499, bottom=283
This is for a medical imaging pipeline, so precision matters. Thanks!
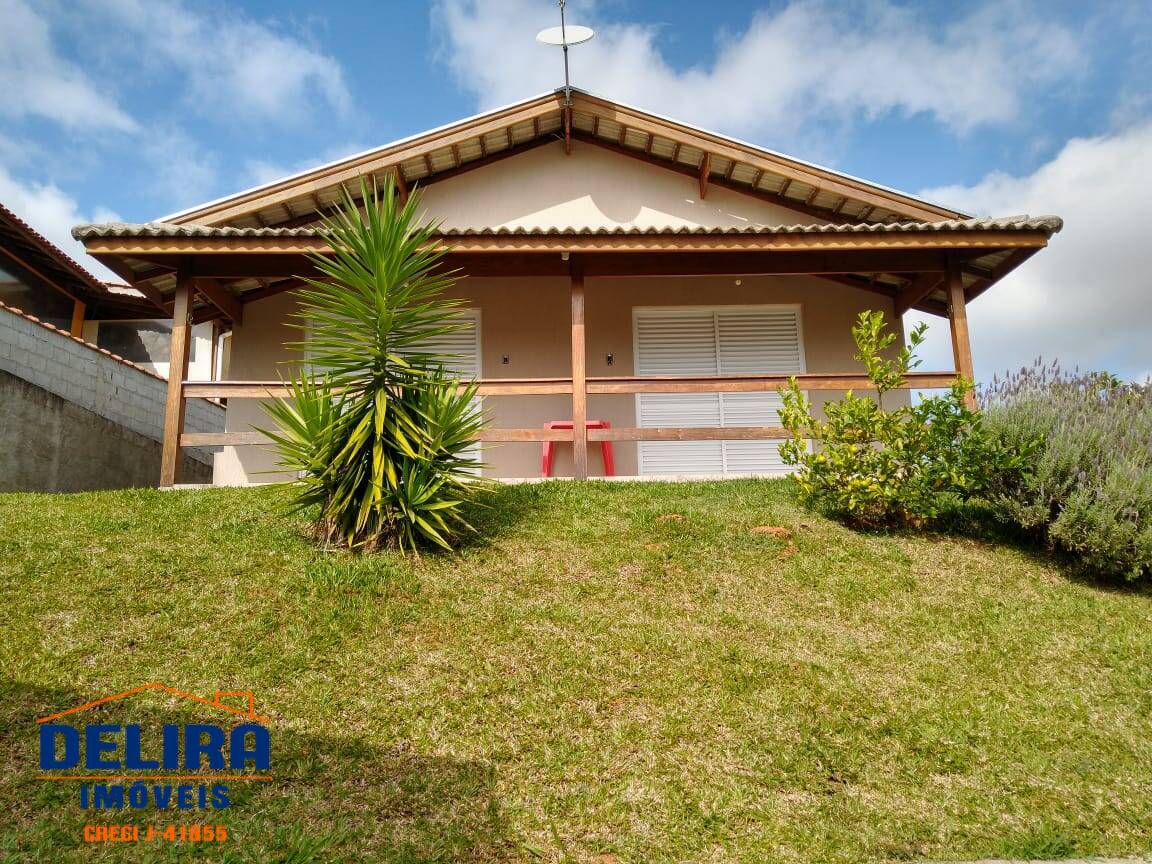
left=74, top=216, right=1061, bottom=485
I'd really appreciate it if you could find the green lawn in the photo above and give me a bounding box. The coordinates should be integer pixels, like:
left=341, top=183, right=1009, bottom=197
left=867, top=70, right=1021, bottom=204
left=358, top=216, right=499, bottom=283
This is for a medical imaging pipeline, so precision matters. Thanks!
left=2, top=480, right=1151, bottom=863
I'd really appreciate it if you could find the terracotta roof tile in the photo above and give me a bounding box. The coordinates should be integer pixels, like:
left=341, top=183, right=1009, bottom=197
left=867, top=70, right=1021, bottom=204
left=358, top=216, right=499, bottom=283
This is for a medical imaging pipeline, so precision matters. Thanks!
left=73, top=215, right=1063, bottom=240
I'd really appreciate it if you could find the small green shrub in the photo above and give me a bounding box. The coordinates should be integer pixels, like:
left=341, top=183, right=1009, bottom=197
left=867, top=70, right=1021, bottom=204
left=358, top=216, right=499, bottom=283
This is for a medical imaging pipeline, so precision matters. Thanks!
left=779, top=311, right=1028, bottom=528
left=982, top=362, right=1152, bottom=581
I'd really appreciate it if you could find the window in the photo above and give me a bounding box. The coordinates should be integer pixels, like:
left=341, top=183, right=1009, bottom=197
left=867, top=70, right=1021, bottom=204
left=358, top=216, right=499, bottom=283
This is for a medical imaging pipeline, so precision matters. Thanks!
left=632, top=305, right=805, bottom=476
left=96, top=320, right=196, bottom=365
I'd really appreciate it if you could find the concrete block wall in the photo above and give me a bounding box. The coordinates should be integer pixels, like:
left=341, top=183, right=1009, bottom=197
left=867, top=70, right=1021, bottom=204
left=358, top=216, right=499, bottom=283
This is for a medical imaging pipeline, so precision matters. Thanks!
left=0, top=301, right=224, bottom=469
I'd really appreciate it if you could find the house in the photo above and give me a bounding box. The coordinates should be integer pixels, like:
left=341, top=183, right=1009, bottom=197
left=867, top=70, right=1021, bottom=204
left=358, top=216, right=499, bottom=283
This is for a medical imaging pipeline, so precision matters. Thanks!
left=0, top=201, right=224, bottom=491
left=72, top=89, right=1061, bottom=486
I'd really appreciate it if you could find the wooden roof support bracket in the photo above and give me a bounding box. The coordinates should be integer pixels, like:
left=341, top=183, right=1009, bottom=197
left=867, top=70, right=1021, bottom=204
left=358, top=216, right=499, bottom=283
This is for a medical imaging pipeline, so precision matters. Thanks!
left=894, top=271, right=944, bottom=316
left=564, top=105, right=573, bottom=155
left=195, top=277, right=243, bottom=325
left=699, top=152, right=711, bottom=200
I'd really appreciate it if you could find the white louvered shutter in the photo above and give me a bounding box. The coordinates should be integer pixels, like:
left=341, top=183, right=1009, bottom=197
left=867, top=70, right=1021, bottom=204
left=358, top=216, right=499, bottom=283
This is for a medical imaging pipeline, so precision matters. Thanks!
left=635, top=309, right=724, bottom=474
left=634, top=306, right=803, bottom=476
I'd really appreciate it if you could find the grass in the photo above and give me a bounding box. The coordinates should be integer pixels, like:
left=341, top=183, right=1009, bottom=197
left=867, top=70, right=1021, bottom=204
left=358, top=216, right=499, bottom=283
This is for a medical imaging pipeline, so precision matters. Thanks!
left=1, top=479, right=1151, bottom=863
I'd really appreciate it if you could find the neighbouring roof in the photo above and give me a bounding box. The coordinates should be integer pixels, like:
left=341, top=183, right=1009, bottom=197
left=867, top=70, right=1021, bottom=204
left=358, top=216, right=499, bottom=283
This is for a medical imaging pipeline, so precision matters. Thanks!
left=154, top=88, right=969, bottom=230
left=0, top=201, right=160, bottom=319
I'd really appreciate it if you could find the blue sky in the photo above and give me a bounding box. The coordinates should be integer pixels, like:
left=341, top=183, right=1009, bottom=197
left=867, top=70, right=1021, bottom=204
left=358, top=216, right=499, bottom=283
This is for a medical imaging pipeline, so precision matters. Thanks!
left=1, top=0, right=1150, bottom=380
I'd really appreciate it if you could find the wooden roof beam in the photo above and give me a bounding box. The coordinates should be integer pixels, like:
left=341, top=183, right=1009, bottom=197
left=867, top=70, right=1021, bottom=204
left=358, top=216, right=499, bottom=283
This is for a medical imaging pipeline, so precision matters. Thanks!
left=894, top=271, right=944, bottom=316
left=963, top=246, right=1039, bottom=304
left=573, top=132, right=851, bottom=224
left=276, top=137, right=554, bottom=228
left=571, top=92, right=962, bottom=221
left=699, top=153, right=711, bottom=200
left=170, top=93, right=563, bottom=225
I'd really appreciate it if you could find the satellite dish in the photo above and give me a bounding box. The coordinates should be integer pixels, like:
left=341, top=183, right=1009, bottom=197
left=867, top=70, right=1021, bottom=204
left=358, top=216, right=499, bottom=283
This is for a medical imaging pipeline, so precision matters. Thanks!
left=536, top=24, right=594, bottom=46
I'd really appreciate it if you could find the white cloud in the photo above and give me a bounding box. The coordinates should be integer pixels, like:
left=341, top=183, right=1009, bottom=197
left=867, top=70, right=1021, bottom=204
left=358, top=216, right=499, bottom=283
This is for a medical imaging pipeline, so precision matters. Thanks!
left=94, top=0, right=351, bottom=125
left=243, top=141, right=369, bottom=188
left=0, top=165, right=122, bottom=282
left=0, top=0, right=137, bottom=132
left=433, top=0, right=1082, bottom=144
left=135, top=127, right=221, bottom=211
left=908, top=121, right=1152, bottom=383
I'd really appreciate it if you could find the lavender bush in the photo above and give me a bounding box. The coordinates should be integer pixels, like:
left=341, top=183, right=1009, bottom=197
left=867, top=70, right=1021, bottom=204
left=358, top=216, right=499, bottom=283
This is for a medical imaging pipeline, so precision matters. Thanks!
left=981, top=361, right=1152, bottom=581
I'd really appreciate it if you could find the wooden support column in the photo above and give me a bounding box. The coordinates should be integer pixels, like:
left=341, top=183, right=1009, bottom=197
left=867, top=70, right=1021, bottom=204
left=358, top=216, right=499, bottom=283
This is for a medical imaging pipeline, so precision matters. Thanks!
left=159, top=270, right=193, bottom=487
left=209, top=321, right=220, bottom=381
left=69, top=299, right=85, bottom=338
left=570, top=258, right=588, bottom=480
left=946, top=254, right=977, bottom=410
left=698, top=153, right=711, bottom=199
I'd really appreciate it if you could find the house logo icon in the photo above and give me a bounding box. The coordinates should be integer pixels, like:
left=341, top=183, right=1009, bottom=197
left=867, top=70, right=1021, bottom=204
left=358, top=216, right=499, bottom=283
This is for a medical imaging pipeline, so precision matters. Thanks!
left=38, top=683, right=272, bottom=813
left=36, top=683, right=270, bottom=726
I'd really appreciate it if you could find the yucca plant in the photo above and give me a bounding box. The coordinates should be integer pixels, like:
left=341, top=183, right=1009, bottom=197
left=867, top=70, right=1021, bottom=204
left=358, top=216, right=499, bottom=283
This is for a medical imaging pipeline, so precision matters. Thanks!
left=260, top=176, right=484, bottom=551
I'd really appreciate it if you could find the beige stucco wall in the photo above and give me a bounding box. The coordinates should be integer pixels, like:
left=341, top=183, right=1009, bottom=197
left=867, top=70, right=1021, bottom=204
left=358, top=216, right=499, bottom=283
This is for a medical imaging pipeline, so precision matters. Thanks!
left=418, top=139, right=818, bottom=230
left=212, top=276, right=904, bottom=484
left=213, top=291, right=302, bottom=485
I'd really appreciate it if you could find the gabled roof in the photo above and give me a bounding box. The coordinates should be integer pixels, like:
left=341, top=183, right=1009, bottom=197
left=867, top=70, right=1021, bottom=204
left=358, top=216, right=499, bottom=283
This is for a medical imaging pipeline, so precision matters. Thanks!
left=161, top=89, right=967, bottom=230
left=0, top=201, right=160, bottom=318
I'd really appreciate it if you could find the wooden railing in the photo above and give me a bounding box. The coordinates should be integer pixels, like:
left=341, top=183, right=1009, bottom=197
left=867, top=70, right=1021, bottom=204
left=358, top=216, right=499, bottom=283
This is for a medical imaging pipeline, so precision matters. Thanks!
left=178, top=371, right=958, bottom=448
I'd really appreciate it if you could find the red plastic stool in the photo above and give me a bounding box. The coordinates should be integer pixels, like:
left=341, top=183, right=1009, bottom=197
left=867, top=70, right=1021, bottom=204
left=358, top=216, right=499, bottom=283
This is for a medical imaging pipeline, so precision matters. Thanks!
left=541, top=420, right=616, bottom=477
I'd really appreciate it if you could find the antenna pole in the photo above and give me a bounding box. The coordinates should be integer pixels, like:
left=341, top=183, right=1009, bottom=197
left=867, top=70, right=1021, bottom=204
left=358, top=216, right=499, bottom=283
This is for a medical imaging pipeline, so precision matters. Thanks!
left=559, top=0, right=571, bottom=106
